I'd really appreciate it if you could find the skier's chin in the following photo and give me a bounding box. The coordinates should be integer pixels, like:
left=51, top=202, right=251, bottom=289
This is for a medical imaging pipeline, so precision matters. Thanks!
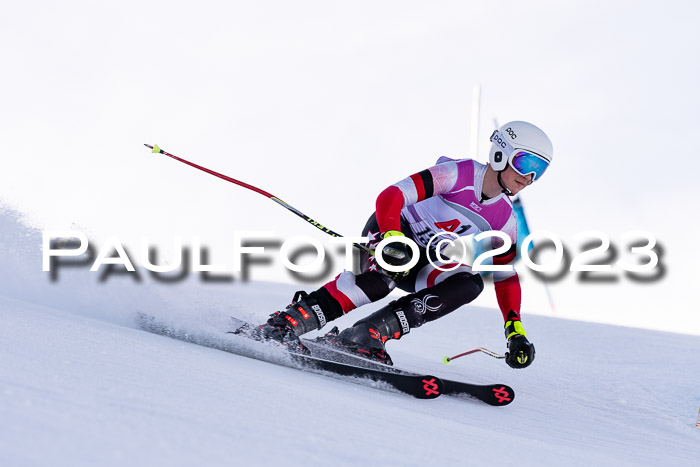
left=509, top=183, right=526, bottom=195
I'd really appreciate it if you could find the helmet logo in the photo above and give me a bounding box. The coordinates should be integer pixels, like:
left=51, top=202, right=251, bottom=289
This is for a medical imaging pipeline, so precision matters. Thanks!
left=505, top=127, right=518, bottom=139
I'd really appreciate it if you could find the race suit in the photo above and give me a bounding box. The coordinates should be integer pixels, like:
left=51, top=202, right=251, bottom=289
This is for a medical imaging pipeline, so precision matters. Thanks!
left=314, top=157, right=521, bottom=329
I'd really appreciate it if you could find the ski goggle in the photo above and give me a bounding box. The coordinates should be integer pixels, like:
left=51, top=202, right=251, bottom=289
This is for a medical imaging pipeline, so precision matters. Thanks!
left=490, top=130, right=550, bottom=181
left=510, top=150, right=550, bottom=181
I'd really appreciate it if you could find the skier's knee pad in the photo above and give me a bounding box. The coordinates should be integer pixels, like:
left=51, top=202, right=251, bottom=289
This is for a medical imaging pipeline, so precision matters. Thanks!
left=394, top=272, right=484, bottom=328
left=442, top=272, right=484, bottom=305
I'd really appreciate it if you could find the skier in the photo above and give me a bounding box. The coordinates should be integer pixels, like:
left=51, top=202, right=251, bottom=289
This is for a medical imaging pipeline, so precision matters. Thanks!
left=247, top=121, right=552, bottom=369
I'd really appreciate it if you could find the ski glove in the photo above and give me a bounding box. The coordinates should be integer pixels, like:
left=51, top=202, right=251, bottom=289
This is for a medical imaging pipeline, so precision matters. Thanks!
left=504, top=315, right=535, bottom=369
left=378, top=230, right=414, bottom=279
left=506, top=335, right=535, bottom=369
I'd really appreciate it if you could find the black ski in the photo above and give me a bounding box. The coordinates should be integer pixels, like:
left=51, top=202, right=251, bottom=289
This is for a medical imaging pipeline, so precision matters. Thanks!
left=289, top=352, right=444, bottom=399
left=135, top=313, right=513, bottom=405
left=301, top=337, right=514, bottom=406
left=226, top=317, right=446, bottom=399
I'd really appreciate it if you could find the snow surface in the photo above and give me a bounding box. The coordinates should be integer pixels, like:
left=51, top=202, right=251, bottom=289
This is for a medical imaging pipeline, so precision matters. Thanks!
left=1, top=207, right=699, bottom=466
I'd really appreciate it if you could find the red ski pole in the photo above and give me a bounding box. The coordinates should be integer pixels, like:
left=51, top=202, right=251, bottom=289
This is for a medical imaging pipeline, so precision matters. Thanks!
left=442, top=347, right=505, bottom=365
left=145, top=144, right=374, bottom=256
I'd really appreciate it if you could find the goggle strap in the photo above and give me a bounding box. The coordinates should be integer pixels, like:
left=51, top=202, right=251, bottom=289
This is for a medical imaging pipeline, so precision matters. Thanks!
left=489, top=130, right=516, bottom=156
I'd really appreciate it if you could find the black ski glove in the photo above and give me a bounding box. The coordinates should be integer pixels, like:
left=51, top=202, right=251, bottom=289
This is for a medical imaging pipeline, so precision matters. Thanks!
left=505, top=334, right=536, bottom=369
left=504, top=312, right=535, bottom=369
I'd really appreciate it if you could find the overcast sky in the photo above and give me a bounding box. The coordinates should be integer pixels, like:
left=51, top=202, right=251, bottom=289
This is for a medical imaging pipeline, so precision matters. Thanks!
left=1, top=0, right=698, bottom=335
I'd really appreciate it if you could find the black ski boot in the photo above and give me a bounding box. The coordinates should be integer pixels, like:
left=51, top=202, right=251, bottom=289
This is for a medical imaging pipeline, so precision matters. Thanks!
left=319, top=301, right=411, bottom=365
left=241, top=291, right=329, bottom=353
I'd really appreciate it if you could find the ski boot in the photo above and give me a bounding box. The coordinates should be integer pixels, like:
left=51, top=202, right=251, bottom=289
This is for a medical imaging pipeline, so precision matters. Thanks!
left=239, top=291, right=327, bottom=354
left=318, top=301, right=411, bottom=366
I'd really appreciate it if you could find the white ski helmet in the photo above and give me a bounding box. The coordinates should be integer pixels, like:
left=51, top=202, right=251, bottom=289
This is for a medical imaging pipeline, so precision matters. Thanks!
left=489, top=121, right=553, bottom=181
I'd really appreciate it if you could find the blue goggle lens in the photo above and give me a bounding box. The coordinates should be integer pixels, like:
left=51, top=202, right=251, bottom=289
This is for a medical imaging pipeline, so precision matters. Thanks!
left=510, top=151, right=550, bottom=181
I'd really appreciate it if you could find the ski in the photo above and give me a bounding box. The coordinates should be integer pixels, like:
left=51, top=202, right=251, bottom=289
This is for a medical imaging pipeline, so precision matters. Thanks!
left=289, top=353, right=444, bottom=400
left=227, top=317, right=446, bottom=400
left=301, top=336, right=514, bottom=406
left=135, top=313, right=513, bottom=405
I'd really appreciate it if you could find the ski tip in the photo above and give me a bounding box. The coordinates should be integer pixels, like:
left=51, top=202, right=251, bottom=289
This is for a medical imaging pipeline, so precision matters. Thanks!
left=490, top=384, right=515, bottom=406
left=442, top=356, right=451, bottom=365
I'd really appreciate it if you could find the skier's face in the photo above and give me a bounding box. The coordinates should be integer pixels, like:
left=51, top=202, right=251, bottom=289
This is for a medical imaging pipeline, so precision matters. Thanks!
left=501, top=166, right=533, bottom=195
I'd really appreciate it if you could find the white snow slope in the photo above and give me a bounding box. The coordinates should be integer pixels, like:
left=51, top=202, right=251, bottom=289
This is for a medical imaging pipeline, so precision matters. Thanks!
left=1, top=208, right=699, bottom=467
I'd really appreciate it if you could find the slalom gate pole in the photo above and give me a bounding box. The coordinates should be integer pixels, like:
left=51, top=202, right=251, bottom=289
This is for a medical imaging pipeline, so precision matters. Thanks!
left=442, top=347, right=505, bottom=365
left=144, top=144, right=374, bottom=256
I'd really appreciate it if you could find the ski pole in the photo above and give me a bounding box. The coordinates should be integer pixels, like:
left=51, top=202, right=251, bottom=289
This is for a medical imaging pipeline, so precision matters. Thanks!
left=144, top=144, right=374, bottom=256
left=442, top=347, right=505, bottom=364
